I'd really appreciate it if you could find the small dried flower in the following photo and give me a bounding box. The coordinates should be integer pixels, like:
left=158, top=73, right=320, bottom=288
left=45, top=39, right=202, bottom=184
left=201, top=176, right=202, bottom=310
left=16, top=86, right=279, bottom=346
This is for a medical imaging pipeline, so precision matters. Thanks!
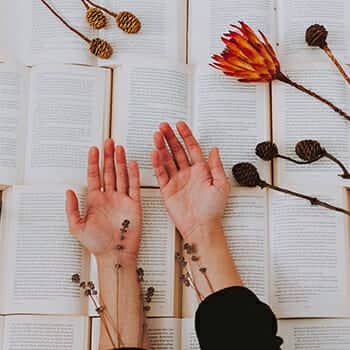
left=306, top=24, right=328, bottom=49
left=144, top=305, right=151, bottom=312
left=175, top=252, right=182, bottom=260
left=145, top=296, right=152, bottom=303
left=80, top=281, right=86, bottom=289
left=86, top=7, right=107, bottom=29
left=147, top=287, right=155, bottom=296
left=199, top=267, right=207, bottom=274
left=191, top=256, right=199, bottom=262
left=122, top=219, right=130, bottom=228
left=84, top=289, right=92, bottom=296
left=295, top=140, right=324, bottom=161
left=72, top=274, right=81, bottom=283
left=184, top=279, right=191, bottom=287
left=87, top=281, right=95, bottom=290
left=255, top=141, right=279, bottom=161
left=232, top=162, right=263, bottom=187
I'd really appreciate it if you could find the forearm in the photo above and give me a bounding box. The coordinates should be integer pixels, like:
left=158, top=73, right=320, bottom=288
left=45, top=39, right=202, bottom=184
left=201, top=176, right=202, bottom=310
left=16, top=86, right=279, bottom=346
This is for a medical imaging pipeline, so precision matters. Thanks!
left=97, top=251, right=149, bottom=349
left=184, top=221, right=243, bottom=299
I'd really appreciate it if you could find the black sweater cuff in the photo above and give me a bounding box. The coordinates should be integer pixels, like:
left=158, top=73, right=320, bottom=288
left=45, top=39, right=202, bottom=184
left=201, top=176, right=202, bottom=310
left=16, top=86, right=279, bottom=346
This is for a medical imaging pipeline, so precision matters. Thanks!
left=195, top=286, right=283, bottom=350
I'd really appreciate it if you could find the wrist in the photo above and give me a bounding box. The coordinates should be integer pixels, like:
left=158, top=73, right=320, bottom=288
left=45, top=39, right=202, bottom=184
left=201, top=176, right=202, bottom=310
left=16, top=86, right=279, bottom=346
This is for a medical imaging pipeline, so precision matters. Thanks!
left=96, top=250, right=138, bottom=268
left=182, top=219, right=224, bottom=245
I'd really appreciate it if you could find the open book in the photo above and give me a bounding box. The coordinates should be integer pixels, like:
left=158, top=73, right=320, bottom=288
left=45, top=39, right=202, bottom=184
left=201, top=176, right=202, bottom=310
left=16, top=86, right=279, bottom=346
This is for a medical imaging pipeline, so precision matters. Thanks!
left=0, top=63, right=111, bottom=188
left=0, top=0, right=186, bottom=65
left=91, top=317, right=200, bottom=350
left=0, top=315, right=89, bottom=350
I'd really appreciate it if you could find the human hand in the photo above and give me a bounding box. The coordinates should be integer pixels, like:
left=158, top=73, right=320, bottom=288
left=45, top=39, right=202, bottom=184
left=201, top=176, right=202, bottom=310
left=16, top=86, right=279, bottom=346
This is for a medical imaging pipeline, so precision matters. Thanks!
left=66, top=139, right=142, bottom=261
left=151, top=122, right=230, bottom=241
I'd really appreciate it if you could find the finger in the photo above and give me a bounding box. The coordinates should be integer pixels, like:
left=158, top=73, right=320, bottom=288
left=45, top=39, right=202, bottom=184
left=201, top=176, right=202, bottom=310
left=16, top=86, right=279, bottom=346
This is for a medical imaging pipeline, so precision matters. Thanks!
left=128, top=160, right=141, bottom=201
left=176, top=121, right=204, bottom=164
left=160, top=122, right=190, bottom=169
left=87, top=147, right=101, bottom=192
left=115, top=145, right=129, bottom=194
left=103, top=139, right=116, bottom=192
left=151, top=150, right=169, bottom=189
left=65, top=190, right=84, bottom=235
left=153, top=131, right=178, bottom=177
left=208, top=148, right=227, bottom=186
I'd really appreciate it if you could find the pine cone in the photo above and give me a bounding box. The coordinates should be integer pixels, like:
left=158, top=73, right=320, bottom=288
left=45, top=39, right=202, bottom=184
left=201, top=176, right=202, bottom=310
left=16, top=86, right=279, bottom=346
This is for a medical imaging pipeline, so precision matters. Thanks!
left=86, top=7, right=106, bottom=29
left=305, top=24, right=328, bottom=49
left=89, top=38, right=113, bottom=59
left=232, top=162, right=262, bottom=187
left=116, top=11, right=141, bottom=33
left=255, top=141, right=279, bottom=161
left=295, top=140, right=325, bottom=161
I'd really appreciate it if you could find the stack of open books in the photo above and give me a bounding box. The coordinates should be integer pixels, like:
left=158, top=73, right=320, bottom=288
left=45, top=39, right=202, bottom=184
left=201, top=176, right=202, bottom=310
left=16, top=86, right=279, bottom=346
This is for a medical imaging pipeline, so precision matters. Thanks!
left=0, top=0, right=349, bottom=348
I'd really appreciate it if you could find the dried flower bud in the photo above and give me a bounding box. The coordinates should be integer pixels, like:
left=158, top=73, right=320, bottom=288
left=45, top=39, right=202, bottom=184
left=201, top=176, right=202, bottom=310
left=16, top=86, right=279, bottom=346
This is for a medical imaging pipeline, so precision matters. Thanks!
left=232, top=163, right=262, bottom=187
left=306, top=24, right=328, bottom=49
left=183, top=279, right=191, bottom=287
left=145, top=296, right=152, bottom=303
left=175, top=252, right=182, bottom=260
left=295, top=140, right=325, bottom=161
left=147, top=287, right=155, bottom=296
left=122, top=219, right=130, bottom=228
left=87, top=281, right=95, bottom=290
left=255, top=141, right=279, bottom=161
left=80, top=281, right=86, bottom=289
left=144, top=305, right=151, bottom=312
left=96, top=306, right=105, bottom=314
left=89, top=38, right=113, bottom=59
left=199, top=267, right=207, bottom=274
left=92, top=290, right=98, bottom=295
left=86, top=7, right=107, bottom=29
left=72, top=274, right=81, bottom=283
left=191, top=256, right=199, bottom=262
left=84, top=289, right=92, bottom=296
left=184, top=243, right=193, bottom=254
left=137, top=267, right=144, bottom=276
left=116, top=11, right=141, bottom=33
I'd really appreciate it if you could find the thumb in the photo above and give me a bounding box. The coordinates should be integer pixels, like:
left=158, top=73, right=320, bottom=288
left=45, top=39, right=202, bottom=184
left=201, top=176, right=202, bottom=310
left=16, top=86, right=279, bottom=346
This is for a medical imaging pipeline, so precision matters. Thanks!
left=65, top=190, right=84, bottom=235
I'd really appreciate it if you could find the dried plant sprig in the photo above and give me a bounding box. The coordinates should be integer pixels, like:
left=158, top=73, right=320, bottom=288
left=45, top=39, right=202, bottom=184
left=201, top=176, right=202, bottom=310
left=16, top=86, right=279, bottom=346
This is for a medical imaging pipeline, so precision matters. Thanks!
left=232, top=162, right=350, bottom=216
left=40, top=0, right=113, bottom=59
left=72, top=274, right=117, bottom=348
left=255, top=141, right=322, bottom=164
left=175, top=252, right=204, bottom=301
left=85, top=0, right=141, bottom=33
left=184, top=243, right=214, bottom=294
left=211, top=21, right=350, bottom=122
left=80, top=0, right=107, bottom=29
left=295, top=140, right=350, bottom=179
left=306, top=24, right=350, bottom=85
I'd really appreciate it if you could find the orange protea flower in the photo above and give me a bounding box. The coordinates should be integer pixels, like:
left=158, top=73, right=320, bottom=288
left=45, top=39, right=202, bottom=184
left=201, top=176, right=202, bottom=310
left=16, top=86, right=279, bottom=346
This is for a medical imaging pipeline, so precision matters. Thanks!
left=211, top=21, right=350, bottom=122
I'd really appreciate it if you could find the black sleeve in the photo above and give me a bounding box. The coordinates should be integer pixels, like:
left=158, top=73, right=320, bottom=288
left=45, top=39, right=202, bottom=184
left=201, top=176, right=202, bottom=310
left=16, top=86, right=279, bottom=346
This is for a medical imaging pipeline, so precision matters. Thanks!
left=195, top=286, right=283, bottom=350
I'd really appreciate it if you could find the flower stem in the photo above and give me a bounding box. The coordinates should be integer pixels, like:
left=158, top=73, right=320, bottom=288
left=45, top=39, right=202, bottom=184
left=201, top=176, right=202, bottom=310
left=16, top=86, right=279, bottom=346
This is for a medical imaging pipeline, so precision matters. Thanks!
left=277, top=154, right=323, bottom=165
left=85, top=0, right=117, bottom=17
left=40, top=0, right=91, bottom=43
left=80, top=0, right=89, bottom=10
left=323, top=46, right=350, bottom=85
left=324, top=151, right=350, bottom=179
left=259, top=180, right=350, bottom=216
left=276, top=72, right=350, bottom=122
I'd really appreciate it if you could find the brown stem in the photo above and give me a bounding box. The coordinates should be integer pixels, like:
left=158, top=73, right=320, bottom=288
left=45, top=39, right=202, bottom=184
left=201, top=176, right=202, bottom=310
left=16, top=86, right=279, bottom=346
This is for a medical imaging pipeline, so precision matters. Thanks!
left=323, top=46, right=350, bottom=85
left=277, top=154, right=323, bottom=165
left=85, top=0, right=117, bottom=17
left=276, top=72, right=350, bottom=122
left=185, top=266, right=204, bottom=302
left=80, top=0, right=89, bottom=10
left=259, top=180, right=350, bottom=216
left=40, top=0, right=91, bottom=43
left=196, top=261, right=214, bottom=294
left=324, top=151, right=350, bottom=179
left=115, top=266, right=120, bottom=348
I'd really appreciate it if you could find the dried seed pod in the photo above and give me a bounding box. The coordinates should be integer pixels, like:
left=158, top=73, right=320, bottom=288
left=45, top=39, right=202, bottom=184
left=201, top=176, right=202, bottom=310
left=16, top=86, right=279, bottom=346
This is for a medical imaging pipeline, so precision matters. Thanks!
left=116, top=11, right=141, bottom=33
left=72, top=274, right=81, bottom=283
left=306, top=24, right=328, bottom=49
left=295, top=140, right=324, bottom=161
left=89, top=38, right=113, bottom=59
left=86, top=7, right=107, bottom=29
left=255, top=141, right=279, bottom=161
left=232, top=162, right=262, bottom=187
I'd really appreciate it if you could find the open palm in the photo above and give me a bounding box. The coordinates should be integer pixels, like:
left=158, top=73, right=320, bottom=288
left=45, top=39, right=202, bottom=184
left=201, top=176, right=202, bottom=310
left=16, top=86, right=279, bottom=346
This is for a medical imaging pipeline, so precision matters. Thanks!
left=66, top=140, right=142, bottom=259
left=151, top=122, right=230, bottom=240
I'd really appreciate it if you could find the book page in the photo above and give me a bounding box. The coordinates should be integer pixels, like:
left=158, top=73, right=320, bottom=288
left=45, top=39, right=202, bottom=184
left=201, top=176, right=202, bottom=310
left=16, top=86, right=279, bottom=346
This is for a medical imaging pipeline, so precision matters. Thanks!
left=279, top=318, right=350, bottom=349
left=89, top=189, right=177, bottom=317
left=192, top=66, right=271, bottom=184
left=99, top=0, right=186, bottom=65
left=269, top=185, right=350, bottom=318
left=182, top=188, right=269, bottom=317
left=0, top=185, right=90, bottom=315
left=0, top=316, right=3, bottom=350
left=182, top=319, right=200, bottom=350
left=24, top=64, right=110, bottom=186
left=91, top=317, right=182, bottom=350
left=188, top=0, right=275, bottom=64
left=273, top=62, right=350, bottom=187
left=112, top=63, right=192, bottom=186
left=0, top=63, right=28, bottom=187
left=2, top=315, right=89, bottom=350
left=276, top=0, right=350, bottom=64
left=4, top=0, right=96, bottom=65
